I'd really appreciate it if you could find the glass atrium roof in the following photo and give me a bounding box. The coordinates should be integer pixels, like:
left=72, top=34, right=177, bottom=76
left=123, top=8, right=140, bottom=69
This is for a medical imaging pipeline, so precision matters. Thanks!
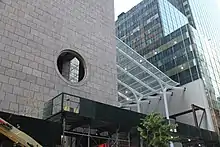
left=116, top=37, right=179, bottom=103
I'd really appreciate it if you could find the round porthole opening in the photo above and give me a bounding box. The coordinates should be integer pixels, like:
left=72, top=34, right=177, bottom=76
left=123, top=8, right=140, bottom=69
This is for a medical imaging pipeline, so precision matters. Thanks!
left=57, top=50, right=86, bottom=83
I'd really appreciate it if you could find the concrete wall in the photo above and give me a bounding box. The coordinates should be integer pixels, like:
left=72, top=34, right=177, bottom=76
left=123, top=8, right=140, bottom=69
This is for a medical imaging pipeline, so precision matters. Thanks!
left=140, top=79, right=215, bottom=131
left=0, top=0, right=117, bottom=118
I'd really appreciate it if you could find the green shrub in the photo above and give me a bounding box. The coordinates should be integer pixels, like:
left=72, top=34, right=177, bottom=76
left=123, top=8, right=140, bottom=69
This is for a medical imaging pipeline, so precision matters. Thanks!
left=138, top=113, right=177, bottom=147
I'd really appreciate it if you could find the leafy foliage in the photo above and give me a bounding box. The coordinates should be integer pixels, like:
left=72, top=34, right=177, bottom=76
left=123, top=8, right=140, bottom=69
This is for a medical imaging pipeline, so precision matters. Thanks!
left=137, top=113, right=177, bottom=147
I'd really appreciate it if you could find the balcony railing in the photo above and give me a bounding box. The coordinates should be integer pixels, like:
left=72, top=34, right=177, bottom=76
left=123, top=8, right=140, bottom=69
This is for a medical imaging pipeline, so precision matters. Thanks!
left=43, top=93, right=81, bottom=119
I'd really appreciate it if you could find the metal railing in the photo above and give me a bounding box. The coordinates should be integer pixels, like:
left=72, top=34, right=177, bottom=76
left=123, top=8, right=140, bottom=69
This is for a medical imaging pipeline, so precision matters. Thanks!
left=43, top=93, right=81, bottom=120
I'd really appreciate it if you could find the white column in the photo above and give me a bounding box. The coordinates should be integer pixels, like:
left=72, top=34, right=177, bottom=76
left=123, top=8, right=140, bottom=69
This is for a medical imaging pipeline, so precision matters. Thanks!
left=163, top=87, right=174, bottom=147
left=137, top=100, right=141, bottom=113
left=136, top=99, right=144, bottom=147
left=163, top=88, right=170, bottom=120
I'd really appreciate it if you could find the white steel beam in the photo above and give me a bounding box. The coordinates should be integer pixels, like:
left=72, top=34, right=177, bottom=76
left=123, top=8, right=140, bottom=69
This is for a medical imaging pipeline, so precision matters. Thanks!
left=118, top=92, right=132, bottom=101
left=118, top=79, right=143, bottom=97
left=117, top=47, right=178, bottom=87
left=140, top=96, right=161, bottom=101
left=119, top=74, right=152, bottom=91
left=119, top=99, right=136, bottom=106
left=116, top=37, right=179, bottom=85
left=117, top=65, right=158, bottom=93
left=121, top=104, right=138, bottom=108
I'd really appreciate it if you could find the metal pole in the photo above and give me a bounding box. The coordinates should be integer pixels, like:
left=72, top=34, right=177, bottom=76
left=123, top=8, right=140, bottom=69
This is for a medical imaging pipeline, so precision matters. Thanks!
left=163, top=88, right=170, bottom=120
left=191, top=104, right=199, bottom=128
left=163, top=87, right=174, bottom=147
left=137, top=100, right=144, bottom=147
left=115, top=130, right=119, bottom=147
left=88, top=125, right=90, bottom=147
left=61, top=93, right=65, bottom=147
left=135, top=94, right=143, bottom=147
left=137, top=100, right=141, bottom=113
left=128, top=132, right=131, bottom=147
left=62, top=117, right=66, bottom=147
left=64, top=131, right=129, bottom=142
left=61, top=93, right=64, bottom=112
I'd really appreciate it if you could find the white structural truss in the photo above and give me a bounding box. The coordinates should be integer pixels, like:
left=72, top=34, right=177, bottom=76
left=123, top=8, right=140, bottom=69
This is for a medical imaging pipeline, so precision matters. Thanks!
left=116, top=37, right=182, bottom=147
left=116, top=37, right=179, bottom=110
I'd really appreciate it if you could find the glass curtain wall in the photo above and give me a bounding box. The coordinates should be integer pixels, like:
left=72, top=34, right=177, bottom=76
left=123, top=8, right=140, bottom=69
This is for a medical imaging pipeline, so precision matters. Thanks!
left=116, top=0, right=201, bottom=85
left=187, top=0, right=220, bottom=102
left=146, top=0, right=199, bottom=85
left=116, top=0, right=220, bottom=87
left=158, top=0, right=188, bottom=36
left=115, top=0, right=163, bottom=55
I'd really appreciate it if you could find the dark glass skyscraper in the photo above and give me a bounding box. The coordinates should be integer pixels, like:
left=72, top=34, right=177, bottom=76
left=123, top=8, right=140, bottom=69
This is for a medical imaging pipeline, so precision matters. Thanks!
left=116, top=0, right=220, bottom=93
left=116, top=0, right=199, bottom=86
left=116, top=0, right=220, bottom=132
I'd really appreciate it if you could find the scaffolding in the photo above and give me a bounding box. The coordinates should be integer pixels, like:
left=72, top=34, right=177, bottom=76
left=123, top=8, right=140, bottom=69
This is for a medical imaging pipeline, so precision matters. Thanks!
left=43, top=93, right=142, bottom=147
left=116, top=37, right=181, bottom=111
left=42, top=92, right=220, bottom=147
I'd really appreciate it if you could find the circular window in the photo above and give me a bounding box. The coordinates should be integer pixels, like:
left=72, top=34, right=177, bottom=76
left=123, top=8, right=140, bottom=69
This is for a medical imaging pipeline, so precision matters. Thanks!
left=57, top=50, right=86, bottom=84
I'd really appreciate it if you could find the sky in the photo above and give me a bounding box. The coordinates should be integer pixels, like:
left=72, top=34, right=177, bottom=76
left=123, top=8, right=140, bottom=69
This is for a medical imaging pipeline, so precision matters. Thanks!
left=218, top=0, right=220, bottom=9
left=114, top=0, right=142, bottom=19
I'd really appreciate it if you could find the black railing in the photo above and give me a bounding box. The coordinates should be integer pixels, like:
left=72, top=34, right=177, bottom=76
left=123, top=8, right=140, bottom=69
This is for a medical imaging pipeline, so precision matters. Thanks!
left=43, top=93, right=81, bottom=119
